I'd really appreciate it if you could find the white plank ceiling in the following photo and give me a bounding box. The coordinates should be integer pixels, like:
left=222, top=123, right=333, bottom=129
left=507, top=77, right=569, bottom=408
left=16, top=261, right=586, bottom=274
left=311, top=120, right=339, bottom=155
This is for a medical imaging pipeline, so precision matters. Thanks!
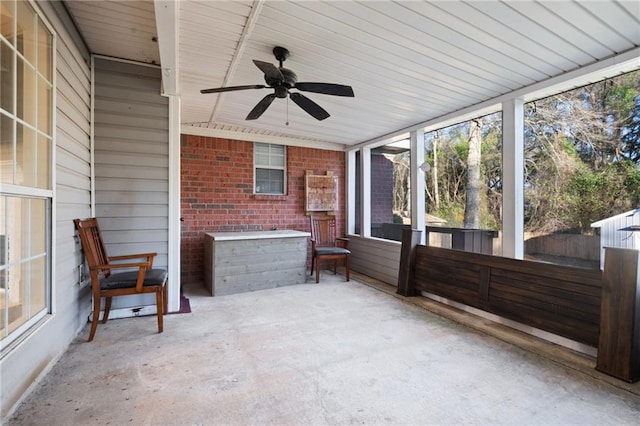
left=64, top=0, right=640, bottom=149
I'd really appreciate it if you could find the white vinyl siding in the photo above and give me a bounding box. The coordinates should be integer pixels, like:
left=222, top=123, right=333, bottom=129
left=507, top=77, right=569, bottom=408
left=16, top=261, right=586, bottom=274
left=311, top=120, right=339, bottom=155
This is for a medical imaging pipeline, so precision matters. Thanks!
left=93, top=57, right=168, bottom=312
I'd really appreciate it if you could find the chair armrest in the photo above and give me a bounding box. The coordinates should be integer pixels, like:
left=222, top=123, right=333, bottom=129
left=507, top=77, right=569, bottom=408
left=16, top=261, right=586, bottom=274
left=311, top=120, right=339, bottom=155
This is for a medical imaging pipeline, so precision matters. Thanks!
left=109, top=252, right=157, bottom=267
left=336, top=237, right=349, bottom=249
left=109, top=253, right=157, bottom=261
left=90, top=262, right=150, bottom=271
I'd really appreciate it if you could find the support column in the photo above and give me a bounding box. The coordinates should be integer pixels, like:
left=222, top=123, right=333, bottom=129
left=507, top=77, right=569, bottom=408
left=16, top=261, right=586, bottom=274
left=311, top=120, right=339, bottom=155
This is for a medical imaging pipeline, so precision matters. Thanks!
left=397, top=228, right=422, bottom=296
left=361, top=147, right=371, bottom=238
left=410, top=129, right=426, bottom=244
left=346, top=150, right=357, bottom=235
left=597, top=247, right=640, bottom=382
left=167, top=95, right=181, bottom=313
left=502, top=98, right=524, bottom=259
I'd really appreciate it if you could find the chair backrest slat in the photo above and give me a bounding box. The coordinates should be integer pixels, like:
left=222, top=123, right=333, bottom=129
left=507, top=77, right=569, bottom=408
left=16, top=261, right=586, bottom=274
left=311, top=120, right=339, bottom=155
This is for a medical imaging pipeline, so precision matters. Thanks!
left=74, top=218, right=111, bottom=279
left=310, top=215, right=337, bottom=247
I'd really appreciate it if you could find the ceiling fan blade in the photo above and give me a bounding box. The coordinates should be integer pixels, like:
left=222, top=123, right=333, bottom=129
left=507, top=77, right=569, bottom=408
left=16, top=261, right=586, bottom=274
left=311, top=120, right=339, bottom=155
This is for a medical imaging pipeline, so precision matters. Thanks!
left=253, top=60, right=284, bottom=82
left=290, top=92, right=330, bottom=121
left=246, top=94, right=277, bottom=120
left=201, top=85, right=266, bottom=94
left=294, top=82, right=354, bottom=97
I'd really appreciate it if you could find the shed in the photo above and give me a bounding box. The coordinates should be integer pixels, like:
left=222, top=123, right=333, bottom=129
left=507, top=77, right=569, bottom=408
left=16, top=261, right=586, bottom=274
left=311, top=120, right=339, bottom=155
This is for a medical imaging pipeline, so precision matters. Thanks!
left=591, top=208, right=640, bottom=270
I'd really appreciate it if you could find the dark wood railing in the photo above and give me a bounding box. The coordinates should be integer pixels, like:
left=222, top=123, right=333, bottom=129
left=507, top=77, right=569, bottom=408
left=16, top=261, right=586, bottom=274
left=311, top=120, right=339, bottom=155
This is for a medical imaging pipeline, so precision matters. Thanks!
left=411, top=245, right=602, bottom=346
left=397, top=229, right=640, bottom=382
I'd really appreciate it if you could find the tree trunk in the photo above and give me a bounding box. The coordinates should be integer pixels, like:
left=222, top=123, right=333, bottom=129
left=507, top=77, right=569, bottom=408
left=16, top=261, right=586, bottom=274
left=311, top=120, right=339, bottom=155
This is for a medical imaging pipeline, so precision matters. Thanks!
left=464, top=118, right=482, bottom=228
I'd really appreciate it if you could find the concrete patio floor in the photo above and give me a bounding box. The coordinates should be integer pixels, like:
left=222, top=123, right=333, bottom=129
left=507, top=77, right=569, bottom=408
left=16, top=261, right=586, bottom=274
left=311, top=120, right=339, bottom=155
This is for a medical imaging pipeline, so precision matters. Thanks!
left=6, top=273, right=640, bottom=425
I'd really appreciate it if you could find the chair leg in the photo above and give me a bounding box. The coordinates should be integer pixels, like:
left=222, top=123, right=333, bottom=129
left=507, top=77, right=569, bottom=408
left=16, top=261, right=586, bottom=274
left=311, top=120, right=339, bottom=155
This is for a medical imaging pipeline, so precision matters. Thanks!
left=102, top=296, right=112, bottom=323
left=163, top=283, right=168, bottom=315
left=310, top=254, right=315, bottom=276
left=316, top=256, right=321, bottom=283
left=346, top=255, right=350, bottom=281
left=88, top=295, right=101, bottom=342
left=156, top=288, right=164, bottom=333
left=333, top=260, right=337, bottom=275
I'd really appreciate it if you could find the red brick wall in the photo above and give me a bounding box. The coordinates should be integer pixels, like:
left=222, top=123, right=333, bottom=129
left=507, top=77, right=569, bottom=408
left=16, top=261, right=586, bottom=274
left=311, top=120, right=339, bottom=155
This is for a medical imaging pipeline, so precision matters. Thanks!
left=181, top=135, right=346, bottom=285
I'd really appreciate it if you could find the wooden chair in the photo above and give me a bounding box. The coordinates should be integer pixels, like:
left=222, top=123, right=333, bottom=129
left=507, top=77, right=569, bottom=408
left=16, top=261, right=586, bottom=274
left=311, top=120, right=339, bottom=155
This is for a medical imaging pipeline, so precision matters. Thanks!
left=74, top=218, right=167, bottom=342
left=309, top=215, right=350, bottom=283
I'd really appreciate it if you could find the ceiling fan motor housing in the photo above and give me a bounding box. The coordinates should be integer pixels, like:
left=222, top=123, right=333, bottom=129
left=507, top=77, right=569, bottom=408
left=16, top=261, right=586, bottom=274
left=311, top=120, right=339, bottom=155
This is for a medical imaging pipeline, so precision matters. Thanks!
left=275, top=85, right=288, bottom=98
left=266, top=68, right=297, bottom=97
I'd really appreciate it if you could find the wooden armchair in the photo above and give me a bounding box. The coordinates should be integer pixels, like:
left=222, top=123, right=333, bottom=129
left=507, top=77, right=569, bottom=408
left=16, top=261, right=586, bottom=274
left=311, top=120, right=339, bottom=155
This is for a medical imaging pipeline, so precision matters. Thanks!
left=310, top=215, right=350, bottom=283
left=74, top=218, right=167, bottom=342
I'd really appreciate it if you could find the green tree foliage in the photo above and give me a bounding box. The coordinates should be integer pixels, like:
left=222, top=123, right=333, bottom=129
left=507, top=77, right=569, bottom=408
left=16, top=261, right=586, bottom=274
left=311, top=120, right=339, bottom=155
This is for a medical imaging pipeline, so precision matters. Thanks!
left=524, top=70, right=640, bottom=233
left=421, top=69, right=639, bottom=235
left=424, top=113, right=502, bottom=229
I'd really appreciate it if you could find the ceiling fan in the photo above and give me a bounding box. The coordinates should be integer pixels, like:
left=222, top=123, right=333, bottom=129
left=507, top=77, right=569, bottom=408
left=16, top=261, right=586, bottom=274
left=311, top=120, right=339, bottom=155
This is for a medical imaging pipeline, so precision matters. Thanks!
left=200, top=46, right=354, bottom=121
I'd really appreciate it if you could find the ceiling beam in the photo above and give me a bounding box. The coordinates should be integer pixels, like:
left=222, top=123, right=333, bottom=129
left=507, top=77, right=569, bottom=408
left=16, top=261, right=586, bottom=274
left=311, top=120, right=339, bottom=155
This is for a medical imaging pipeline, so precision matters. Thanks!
left=207, top=0, right=265, bottom=127
left=182, top=124, right=346, bottom=152
left=154, top=0, right=178, bottom=96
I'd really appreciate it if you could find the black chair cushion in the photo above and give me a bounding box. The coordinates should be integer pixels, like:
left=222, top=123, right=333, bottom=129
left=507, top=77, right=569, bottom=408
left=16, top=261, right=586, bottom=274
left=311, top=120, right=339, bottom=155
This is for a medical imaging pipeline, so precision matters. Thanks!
left=315, top=247, right=351, bottom=256
left=101, top=268, right=168, bottom=290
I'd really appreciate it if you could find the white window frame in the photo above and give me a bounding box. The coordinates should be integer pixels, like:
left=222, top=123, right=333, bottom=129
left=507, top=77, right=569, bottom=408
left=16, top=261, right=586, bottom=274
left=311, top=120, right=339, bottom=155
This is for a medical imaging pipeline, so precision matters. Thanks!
left=0, top=0, right=55, bottom=350
left=254, top=142, right=286, bottom=195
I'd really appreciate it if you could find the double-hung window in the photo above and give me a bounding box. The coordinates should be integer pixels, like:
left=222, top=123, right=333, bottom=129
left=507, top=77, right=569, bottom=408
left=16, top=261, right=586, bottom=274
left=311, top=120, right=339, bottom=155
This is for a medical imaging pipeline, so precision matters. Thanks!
left=254, top=143, right=286, bottom=194
left=0, top=0, right=54, bottom=346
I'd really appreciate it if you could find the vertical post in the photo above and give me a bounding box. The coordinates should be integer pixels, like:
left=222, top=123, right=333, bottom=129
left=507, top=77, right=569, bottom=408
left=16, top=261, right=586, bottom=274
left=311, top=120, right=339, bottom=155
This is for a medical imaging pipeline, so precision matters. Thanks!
left=410, top=129, right=426, bottom=245
left=397, top=228, right=422, bottom=297
left=502, top=98, right=524, bottom=259
left=167, top=95, right=181, bottom=312
left=346, top=150, right=357, bottom=235
left=361, top=147, right=371, bottom=238
left=597, top=247, right=640, bottom=382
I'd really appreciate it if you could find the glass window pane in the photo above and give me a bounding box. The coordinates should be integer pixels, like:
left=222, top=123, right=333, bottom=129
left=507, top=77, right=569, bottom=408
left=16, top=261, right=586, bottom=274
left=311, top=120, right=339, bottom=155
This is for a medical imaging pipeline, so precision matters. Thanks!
left=1, top=39, right=14, bottom=113
left=0, top=195, right=5, bottom=267
left=255, top=152, right=270, bottom=166
left=15, top=121, right=35, bottom=186
left=0, top=269, right=7, bottom=339
left=16, top=55, right=36, bottom=125
left=255, top=168, right=269, bottom=193
left=36, top=18, right=51, bottom=81
left=16, top=0, right=35, bottom=66
left=0, top=0, right=16, bottom=45
left=271, top=170, right=284, bottom=193
left=37, top=75, right=50, bottom=135
left=1, top=112, right=14, bottom=183
left=27, top=256, right=46, bottom=316
left=17, top=196, right=29, bottom=259
left=5, top=195, right=20, bottom=266
left=256, top=168, right=284, bottom=194
left=29, top=198, right=45, bottom=256
left=36, top=134, right=49, bottom=188
left=271, top=153, right=284, bottom=168
left=5, top=263, right=23, bottom=334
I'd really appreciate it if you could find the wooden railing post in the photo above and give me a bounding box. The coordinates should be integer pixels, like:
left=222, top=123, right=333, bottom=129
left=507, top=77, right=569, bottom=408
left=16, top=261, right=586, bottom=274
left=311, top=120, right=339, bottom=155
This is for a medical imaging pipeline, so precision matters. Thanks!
left=397, top=228, right=422, bottom=297
left=596, top=247, right=640, bottom=382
